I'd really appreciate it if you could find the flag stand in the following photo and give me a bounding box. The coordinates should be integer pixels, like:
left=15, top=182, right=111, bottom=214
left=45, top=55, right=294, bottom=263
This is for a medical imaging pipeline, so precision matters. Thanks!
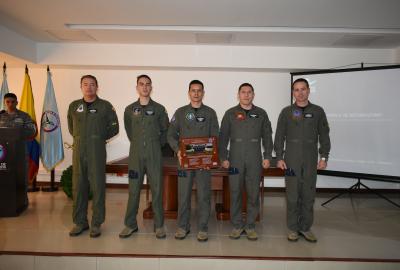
left=41, top=169, right=59, bottom=192
left=28, top=176, right=40, bottom=192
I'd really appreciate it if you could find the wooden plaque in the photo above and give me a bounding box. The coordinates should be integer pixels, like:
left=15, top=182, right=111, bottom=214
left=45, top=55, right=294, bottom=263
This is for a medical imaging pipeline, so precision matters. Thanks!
left=179, top=136, right=219, bottom=169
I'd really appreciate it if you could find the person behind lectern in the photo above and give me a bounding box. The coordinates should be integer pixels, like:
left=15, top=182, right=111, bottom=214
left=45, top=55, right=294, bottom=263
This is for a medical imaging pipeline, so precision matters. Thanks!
left=0, top=92, right=36, bottom=208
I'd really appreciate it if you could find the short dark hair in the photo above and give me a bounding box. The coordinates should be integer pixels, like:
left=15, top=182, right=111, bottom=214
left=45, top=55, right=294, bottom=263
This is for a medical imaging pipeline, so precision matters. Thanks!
left=137, top=74, right=152, bottom=84
left=80, top=75, right=98, bottom=86
left=4, top=93, right=17, bottom=100
left=238, top=83, right=254, bottom=92
left=292, top=78, right=309, bottom=90
left=189, top=80, right=204, bottom=90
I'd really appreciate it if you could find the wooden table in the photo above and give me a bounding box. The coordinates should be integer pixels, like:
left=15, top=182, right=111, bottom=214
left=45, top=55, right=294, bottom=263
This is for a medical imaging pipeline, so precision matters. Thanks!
left=106, top=157, right=284, bottom=220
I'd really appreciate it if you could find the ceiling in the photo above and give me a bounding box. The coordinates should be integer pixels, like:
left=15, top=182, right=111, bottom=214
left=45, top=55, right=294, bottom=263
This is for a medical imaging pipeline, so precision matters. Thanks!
left=1, top=0, right=400, bottom=48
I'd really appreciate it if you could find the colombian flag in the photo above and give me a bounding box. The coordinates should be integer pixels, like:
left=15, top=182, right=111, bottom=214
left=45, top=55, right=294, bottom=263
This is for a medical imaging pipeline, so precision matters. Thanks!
left=19, top=66, right=40, bottom=184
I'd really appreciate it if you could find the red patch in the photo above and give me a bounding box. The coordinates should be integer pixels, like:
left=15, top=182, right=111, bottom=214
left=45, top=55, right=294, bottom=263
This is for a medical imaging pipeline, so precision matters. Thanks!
left=235, top=112, right=245, bottom=120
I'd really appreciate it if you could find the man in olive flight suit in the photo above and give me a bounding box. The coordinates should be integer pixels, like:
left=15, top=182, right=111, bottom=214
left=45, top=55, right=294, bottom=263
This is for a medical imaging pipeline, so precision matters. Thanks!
left=68, top=75, right=119, bottom=238
left=119, top=74, right=169, bottom=239
left=0, top=93, right=37, bottom=209
left=219, top=83, right=273, bottom=241
left=167, top=80, right=219, bottom=242
left=274, top=78, right=330, bottom=243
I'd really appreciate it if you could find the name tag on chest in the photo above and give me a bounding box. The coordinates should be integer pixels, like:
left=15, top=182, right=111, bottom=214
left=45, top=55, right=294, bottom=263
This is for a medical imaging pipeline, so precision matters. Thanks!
left=196, top=116, right=206, bottom=122
left=145, top=110, right=155, bottom=116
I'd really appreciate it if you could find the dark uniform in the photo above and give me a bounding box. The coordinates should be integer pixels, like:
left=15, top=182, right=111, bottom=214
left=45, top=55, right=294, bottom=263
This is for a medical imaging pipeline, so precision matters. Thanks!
left=123, top=99, right=169, bottom=230
left=67, top=97, right=119, bottom=228
left=0, top=109, right=36, bottom=137
left=0, top=109, right=37, bottom=207
left=219, top=105, right=273, bottom=230
left=274, top=102, right=330, bottom=232
left=167, top=104, right=219, bottom=233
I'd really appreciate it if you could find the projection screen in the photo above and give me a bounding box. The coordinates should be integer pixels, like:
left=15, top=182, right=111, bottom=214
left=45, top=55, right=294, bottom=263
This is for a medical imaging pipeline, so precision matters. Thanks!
left=292, top=65, right=400, bottom=182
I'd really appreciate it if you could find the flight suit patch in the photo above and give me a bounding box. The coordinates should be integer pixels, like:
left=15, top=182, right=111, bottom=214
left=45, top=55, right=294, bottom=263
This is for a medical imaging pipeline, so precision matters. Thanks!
left=89, top=109, right=97, bottom=113
left=177, top=170, right=187, bottom=177
left=186, top=112, right=195, bottom=121
left=133, top=107, right=141, bottom=116
left=129, top=170, right=139, bottom=179
left=76, top=104, right=84, bottom=112
left=292, top=109, right=302, bottom=120
left=304, top=113, right=313, bottom=118
left=249, top=113, right=259, bottom=118
left=145, top=110, right=154, bottom=116
left=196, top=116, right=205, bottom=122
left=284, top=168, right=296, bottom=176
left=228, top=167, right=239, bottom=175
left=235, top=112, right=245, bottom=120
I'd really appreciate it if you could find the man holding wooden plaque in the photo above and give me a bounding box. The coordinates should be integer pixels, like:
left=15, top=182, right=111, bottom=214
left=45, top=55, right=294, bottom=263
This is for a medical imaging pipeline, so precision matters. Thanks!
left=167, top=80, right=219, bottom=242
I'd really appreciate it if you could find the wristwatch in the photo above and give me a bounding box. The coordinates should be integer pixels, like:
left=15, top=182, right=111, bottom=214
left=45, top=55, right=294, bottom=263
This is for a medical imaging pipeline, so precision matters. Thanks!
left=321, top=157, right=327, bottom=161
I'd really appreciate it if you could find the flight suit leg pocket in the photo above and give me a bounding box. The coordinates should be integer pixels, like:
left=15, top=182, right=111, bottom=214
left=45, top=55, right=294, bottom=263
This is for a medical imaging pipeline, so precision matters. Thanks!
left=228, top=167, right=239, bottom=175
left=129, top=170, right=139, bottom=179
left=177, top=170, right=187, bottom=178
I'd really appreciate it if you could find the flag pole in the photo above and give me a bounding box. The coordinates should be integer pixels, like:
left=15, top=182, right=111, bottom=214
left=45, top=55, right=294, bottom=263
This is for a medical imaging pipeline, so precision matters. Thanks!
left=25, top=65, right=40, bottom=192
left=41, top=169, right=58, bottom=192
left=41, top=66, right=59, bottom=192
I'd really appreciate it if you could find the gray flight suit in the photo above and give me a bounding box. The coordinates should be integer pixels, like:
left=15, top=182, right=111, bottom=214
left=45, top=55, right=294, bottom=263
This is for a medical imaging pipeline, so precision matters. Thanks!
left=219, top=105, right=273, bottom=230
left=167, top=104, right=219, bottom=232
left=123, top=99, right=169, bottom=230
left=274, top=102, right=330, bottom=232
left=67, top=97, right=119, bottom=228
left=0, top=109, right=37, bottom=206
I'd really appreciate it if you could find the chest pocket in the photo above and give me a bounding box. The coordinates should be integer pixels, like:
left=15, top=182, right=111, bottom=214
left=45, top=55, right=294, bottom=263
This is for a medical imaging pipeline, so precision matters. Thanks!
left=131, top=107, right=143, bottom=127
left=87, top=107, right=102, bottom=121
left=87, top=107, right=105, bottom=135
left=144, top=108, right=159, bottom=132
left=304, top=112, right=317, bottom=128
left=195, top=115, right=208, bottom=131
left=144, top=108, right=156, bottom=123
left=248, top=113, right=262, bottom=134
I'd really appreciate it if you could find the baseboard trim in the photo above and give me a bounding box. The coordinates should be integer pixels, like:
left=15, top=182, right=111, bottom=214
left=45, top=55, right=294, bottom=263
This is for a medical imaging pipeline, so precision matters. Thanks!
left=33, top=181, right=399, bottom=193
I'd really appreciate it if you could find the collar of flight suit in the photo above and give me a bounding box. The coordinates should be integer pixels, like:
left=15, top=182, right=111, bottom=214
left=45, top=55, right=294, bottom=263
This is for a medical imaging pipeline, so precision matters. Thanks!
left=236, top=103, right=257, bottom=112
left=134, top=98, right=155, bottom=107
left=80, top=96, right=100, bottom=107
left=293, top=101, right=313, bottom=111
left=188, top=103, right=204, bottom=111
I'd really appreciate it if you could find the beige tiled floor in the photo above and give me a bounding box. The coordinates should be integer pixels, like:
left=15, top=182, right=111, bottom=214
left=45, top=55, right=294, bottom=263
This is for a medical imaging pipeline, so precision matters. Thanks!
left=0, top=189, right=399, bottom=261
